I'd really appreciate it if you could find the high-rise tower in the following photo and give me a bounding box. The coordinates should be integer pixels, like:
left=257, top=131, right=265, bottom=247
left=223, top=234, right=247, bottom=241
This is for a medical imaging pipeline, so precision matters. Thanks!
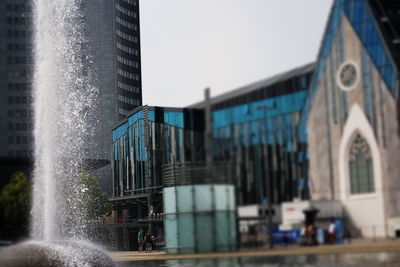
left=0, top=1, right=33, bottom=188
left=83, top=0, right=142, bottom=193
left=0, top=1, right=33, bottom=159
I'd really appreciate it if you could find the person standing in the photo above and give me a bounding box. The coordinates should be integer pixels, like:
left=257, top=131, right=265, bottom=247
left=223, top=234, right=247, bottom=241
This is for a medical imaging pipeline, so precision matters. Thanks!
left=144, top=230, right=153, bottom=253
left=151, top=235, right=157, bottom=251
left=137, top=229, right=145, bottom=253
left=328, top=219, right=336, bottom=244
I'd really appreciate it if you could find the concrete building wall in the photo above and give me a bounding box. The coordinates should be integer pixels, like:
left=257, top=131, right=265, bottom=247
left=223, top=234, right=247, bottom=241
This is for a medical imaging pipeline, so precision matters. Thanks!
left=308, top=14, right=400, bottom=237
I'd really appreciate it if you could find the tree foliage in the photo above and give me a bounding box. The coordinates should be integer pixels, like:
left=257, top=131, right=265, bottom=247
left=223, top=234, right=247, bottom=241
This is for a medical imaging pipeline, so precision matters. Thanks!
left=77, top=172, right=112, bottom=222
left=0, top=171, right=30, bottom=240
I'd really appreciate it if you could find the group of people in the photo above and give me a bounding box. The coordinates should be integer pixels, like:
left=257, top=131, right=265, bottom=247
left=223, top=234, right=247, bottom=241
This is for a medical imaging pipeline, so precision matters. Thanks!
left=300, top=224, right=318, bottom=246
left=137, top=229, right=156, bottom=253
left=300, top=219, right=337, bottom=246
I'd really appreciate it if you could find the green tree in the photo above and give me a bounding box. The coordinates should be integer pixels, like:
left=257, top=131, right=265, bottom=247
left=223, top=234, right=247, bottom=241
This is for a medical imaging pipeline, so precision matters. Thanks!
left=77, top=172, right=112, bottom=222
left=0, top=171, right=30, bottom=240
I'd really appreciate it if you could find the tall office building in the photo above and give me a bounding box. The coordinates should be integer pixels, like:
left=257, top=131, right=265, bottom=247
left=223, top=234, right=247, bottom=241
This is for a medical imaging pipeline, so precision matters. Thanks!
left=0, top=0, right=33, bottom=186
left=83, top=0, right=142, bottom=193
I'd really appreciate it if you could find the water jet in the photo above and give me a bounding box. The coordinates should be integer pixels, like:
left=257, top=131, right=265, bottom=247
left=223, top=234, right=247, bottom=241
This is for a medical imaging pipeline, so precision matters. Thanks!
left=0, top=0, right=113, bottom=265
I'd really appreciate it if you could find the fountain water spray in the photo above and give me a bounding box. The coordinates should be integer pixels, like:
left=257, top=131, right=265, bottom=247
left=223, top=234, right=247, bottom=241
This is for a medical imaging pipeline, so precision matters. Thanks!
left=32, top=0, right=98, bottom=241
left=0, top=1, right=116, bottom=265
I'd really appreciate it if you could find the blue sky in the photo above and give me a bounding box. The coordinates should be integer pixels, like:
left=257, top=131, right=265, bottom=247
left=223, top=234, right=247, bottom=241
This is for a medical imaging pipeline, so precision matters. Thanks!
left=140, top=0, right=334, bottom=107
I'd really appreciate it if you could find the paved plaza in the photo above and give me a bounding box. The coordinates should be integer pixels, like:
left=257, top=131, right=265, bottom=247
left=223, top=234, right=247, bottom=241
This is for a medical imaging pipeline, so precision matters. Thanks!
left=110, top=239, right=400, bottom=262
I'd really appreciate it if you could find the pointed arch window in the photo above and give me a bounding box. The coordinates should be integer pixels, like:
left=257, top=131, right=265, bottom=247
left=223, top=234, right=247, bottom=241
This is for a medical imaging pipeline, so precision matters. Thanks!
left=349, top=134, right=375, bottom=194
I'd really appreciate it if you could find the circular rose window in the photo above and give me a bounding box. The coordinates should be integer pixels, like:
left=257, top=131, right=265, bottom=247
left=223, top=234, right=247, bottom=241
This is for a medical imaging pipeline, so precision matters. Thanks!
left=336, top=61, right=359, bottom=91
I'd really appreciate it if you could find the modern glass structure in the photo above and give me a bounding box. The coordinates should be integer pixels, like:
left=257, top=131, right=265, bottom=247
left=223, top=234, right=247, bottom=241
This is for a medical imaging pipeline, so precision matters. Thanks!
left=109, top=0, right=400, bottom=246
left=164, top=184, right=237, bottom=254
left=109, top=64, right=314, bottom=250
left=112, top=63, right=314, bottom=203
left=112, top=106, right=205, bottom=199
left=110, top=106, right=205, bottom=250
left=191, top=63, right=314, bottom=206
left=307, top=0, right=400, bottom=237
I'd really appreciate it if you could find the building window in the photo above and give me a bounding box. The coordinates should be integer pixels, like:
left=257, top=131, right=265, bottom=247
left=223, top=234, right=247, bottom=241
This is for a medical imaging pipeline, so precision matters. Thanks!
left=349, top=134, right=374, bottom=194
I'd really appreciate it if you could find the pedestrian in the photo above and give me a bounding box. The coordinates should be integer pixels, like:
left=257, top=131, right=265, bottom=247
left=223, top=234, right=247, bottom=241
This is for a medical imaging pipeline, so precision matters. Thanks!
left=306, top=224, right=316, bottom=245
left=328, top=219, right=336, bottom=244
left=299, top=225, right=305, bottom=245
left=151, top=235, right=157, bottom=251
left=137, top=228, right=145, bottom=253
left=144, top=231, right=153, bottom=253
left=283, top=232, right=289, bottom=247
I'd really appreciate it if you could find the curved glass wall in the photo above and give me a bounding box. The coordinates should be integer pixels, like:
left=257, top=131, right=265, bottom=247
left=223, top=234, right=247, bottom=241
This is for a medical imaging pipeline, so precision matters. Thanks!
left=163, top=184, right=237, bottom=254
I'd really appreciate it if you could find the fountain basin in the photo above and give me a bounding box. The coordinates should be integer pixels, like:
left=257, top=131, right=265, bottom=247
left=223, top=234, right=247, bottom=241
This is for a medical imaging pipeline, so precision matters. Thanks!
left=0, top=240, right=115, bottom=267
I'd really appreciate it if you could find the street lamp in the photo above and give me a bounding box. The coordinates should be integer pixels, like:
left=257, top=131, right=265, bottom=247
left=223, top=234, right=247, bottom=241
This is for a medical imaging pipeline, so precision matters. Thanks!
left=257, top=103, right=275, bottom=249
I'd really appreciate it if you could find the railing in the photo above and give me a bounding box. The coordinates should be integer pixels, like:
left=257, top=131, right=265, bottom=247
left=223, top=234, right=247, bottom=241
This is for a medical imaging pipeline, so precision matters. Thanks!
left=162, top=161, right=233, bottom=187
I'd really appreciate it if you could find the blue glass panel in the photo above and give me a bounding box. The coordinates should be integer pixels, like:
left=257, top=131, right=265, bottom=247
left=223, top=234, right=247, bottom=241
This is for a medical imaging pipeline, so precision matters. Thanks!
left=164, top=111, right=184, bottom=128
left=212, top=91, right=307, bottom=128
left=128, top=110, right=143, bottom=126
left=148, top=110, right=155, bottom=121
left=344, top=0, right=397, bottom=93
left=112, top=123, right=128, bottom=142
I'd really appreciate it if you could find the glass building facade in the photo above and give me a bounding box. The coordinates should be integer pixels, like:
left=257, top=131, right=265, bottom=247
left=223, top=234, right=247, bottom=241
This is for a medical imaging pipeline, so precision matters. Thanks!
left=191, top=63, right=314, bottom=206
left=112, top=106, right=204, bottom=198
left=109, top=0, right=400, bottom=244
left=112, top=64, right=314, bottom=206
